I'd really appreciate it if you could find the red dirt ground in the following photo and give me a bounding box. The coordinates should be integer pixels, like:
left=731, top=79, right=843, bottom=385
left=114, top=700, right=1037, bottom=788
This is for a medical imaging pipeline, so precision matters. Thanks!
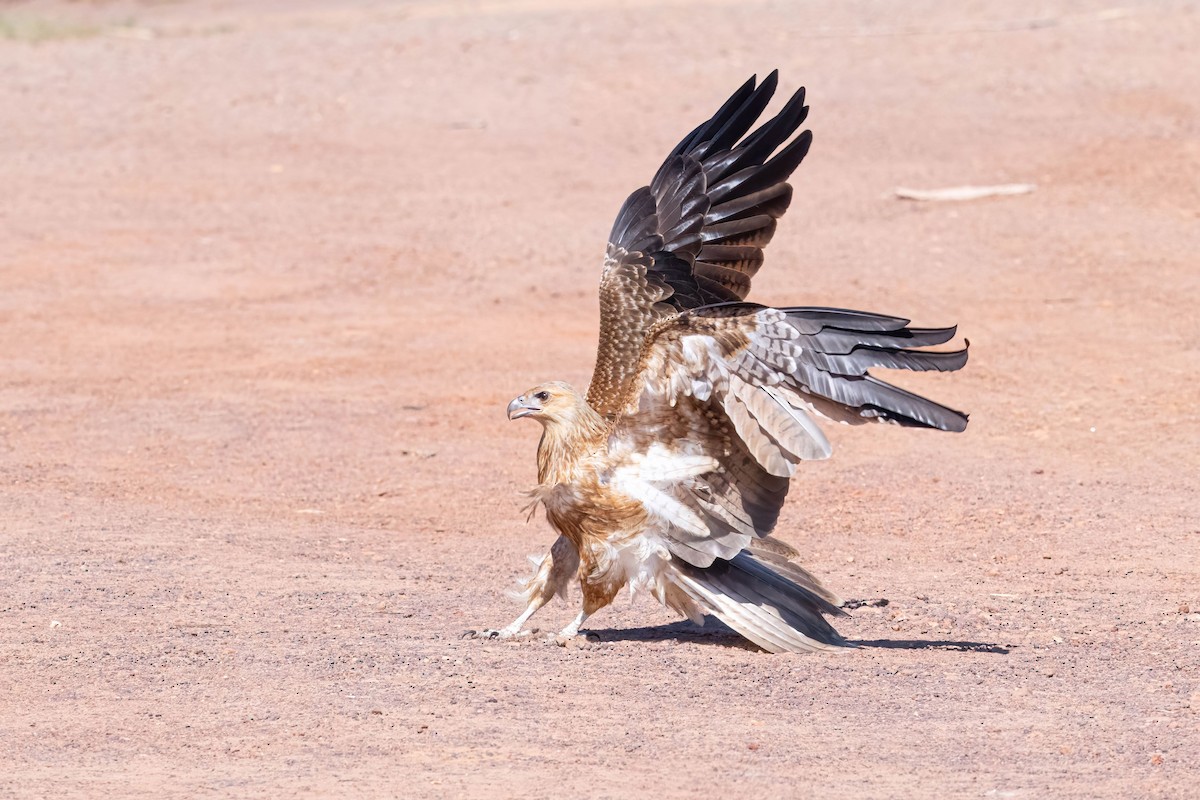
left=2, top=1, right=1198, bottom=797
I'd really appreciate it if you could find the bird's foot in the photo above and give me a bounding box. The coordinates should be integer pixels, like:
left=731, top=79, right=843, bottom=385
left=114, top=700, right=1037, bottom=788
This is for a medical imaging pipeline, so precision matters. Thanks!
left=557, top=610, right=590, bottom=640
left=461, top=627, right=539, bottom=640
left=553, top=631, right=601, bottom=648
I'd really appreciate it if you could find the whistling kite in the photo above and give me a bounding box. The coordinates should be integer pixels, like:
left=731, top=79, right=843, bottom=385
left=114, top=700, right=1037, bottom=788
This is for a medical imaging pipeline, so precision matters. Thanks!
left=488, top=73, right=968, bottom=653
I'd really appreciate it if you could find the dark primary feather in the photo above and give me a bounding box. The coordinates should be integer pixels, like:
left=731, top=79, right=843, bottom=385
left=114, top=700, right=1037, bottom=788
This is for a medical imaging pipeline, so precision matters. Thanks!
left=590, top=71, right=813, bottom=415
left=667, top=303, right=970, bottom=431
left=668, top=73, right=768, bottom=160
left=783, top=306, right=969, bottom=431
left=625, top=70, right=811, bottom=309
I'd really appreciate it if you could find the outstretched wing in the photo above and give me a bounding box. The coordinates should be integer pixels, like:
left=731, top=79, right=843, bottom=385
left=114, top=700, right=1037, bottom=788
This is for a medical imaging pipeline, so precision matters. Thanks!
left=587, top=72, right=812, bottom=415
left=603, top=303, right=967, bottom=652
left=608, top=303, right=969, bottom=569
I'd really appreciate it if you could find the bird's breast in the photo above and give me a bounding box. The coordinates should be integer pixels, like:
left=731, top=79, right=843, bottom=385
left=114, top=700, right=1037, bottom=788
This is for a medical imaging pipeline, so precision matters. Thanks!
left=539, top=475, right=649, bottom=554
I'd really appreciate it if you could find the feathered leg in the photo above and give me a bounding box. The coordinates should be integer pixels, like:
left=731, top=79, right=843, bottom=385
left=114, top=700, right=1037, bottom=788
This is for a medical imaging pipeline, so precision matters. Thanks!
left=484, top=535, right=579, bottom=639
left=559, top=609, right=589, bottom=637
left=557, top=572, right=622, bottom=638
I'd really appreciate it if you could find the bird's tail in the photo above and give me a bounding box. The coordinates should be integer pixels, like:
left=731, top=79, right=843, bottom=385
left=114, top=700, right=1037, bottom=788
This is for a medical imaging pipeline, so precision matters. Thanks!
left=667, top=552, right=851, bottom=654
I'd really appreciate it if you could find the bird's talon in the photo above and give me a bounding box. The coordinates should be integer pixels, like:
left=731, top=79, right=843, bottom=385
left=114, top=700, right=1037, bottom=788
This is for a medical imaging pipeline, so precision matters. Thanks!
left=554, top=632, right=601, bottom=648
left=463, top=628, right=507, bottom=640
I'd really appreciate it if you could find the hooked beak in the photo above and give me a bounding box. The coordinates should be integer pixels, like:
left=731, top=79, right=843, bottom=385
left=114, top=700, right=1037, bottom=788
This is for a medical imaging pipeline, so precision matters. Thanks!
left=507, top=394, right=540, bottom=420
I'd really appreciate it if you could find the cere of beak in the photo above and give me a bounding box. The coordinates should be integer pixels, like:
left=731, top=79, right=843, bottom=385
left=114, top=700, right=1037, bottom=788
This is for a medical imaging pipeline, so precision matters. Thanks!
left=507, top=395, right=539, bottom=420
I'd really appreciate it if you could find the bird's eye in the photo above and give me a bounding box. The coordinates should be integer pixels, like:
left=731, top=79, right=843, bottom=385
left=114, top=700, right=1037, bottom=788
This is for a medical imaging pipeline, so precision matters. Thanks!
left=534, top=391, right=550, bottom=402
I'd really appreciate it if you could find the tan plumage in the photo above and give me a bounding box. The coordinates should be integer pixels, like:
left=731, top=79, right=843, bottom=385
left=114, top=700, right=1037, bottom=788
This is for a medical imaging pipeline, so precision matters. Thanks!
left=489, top=74, right=970, bottom=653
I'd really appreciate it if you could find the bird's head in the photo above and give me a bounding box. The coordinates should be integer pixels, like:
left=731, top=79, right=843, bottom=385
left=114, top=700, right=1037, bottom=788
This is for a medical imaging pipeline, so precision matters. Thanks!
left=507, top=381, right=585, bottom=426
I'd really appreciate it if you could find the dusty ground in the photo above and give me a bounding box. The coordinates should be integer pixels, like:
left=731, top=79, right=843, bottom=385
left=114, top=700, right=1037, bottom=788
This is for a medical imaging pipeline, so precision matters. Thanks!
left=2, top=0, right=1198, bottom=797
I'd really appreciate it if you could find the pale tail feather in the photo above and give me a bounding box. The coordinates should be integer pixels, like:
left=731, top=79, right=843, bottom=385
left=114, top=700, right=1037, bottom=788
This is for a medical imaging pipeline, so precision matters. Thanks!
left=667, top=553, right=850, bottom=653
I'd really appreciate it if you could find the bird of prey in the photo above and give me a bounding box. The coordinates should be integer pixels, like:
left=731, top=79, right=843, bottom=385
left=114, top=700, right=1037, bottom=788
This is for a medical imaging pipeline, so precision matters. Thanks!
left=490, top=72, right=968, bottom=653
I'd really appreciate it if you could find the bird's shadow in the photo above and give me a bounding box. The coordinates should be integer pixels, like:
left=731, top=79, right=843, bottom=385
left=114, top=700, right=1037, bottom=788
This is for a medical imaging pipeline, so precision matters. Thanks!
left=588, top=618, right=1010, bottom=654
left=587, top=619, right=761, bottom=651
left=853, top=638, right=1010, bottom=654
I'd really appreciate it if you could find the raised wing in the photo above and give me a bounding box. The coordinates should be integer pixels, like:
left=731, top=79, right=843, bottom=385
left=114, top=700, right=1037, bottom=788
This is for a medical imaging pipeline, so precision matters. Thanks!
left=608, top=303, right=969, bottom=569
left=587, top=72, right=812, bottom=415
left=603, top=303, right=966, bottom=652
